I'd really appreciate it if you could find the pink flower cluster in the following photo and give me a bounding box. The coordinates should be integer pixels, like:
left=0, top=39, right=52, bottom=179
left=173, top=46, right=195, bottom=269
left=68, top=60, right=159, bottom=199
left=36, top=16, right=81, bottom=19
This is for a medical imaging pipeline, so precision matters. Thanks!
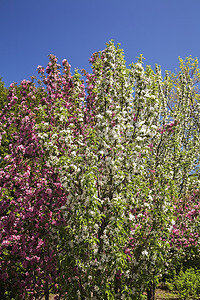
left=157, top=120, right=179, bottom=134
left=169, top=190, right=200, bottom=249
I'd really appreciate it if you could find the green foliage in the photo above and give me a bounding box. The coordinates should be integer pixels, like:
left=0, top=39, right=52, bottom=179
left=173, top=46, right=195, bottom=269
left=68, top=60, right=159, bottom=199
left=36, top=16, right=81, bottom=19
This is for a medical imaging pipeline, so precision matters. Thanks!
left=0, top=77, right=8, bottom=111
left=166, top=267, right=200, bottom=299
left=0, top=77, right=9, bottom=165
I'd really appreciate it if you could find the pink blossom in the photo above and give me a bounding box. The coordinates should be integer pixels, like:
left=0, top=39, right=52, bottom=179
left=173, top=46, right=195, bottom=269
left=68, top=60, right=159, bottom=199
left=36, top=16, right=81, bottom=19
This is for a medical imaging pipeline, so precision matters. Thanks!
left=62, top=59, right=67, bottom=65
left=89, top=57, right=95, bottom=63
left=148, top=143, right=153, bottom=151
left=2, top=240, right=10, bottom=246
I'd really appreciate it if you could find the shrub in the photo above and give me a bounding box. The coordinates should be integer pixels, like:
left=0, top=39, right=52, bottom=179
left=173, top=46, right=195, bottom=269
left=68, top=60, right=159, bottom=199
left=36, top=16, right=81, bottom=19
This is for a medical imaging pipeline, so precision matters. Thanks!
left=166, top=267, right=200, bottom=299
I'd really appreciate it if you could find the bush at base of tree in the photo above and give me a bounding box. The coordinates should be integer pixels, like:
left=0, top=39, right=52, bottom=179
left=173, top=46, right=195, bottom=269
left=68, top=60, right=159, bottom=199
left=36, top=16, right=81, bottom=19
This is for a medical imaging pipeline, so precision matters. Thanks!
left=166, top=267, right=200, bottom=299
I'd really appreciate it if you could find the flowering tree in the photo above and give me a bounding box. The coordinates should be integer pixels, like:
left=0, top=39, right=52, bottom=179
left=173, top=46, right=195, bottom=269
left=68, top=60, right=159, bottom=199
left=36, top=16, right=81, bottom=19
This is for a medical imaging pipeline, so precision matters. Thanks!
left=35, top=42, right=200, bottom=299
left=0, top=79, right=71, bottom=299
left=0, top=42, right=199, bottom=300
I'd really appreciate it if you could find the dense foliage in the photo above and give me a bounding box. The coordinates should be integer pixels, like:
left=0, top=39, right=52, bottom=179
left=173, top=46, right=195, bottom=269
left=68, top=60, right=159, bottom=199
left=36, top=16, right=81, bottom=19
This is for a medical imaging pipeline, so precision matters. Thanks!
left=0, top=42, right=199, bottom=299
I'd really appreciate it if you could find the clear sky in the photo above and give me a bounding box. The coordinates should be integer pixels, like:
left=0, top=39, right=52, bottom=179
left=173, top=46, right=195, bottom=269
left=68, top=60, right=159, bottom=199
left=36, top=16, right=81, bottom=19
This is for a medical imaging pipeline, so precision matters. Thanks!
left=1, top=0, right=200, bottom=87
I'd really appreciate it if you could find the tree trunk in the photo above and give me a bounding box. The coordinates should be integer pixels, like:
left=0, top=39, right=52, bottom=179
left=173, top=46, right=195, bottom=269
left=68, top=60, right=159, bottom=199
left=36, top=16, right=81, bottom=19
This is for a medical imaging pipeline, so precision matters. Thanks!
left=146, top=281, right=155, bottom=300
left=44, top=277, right=49, bottom=300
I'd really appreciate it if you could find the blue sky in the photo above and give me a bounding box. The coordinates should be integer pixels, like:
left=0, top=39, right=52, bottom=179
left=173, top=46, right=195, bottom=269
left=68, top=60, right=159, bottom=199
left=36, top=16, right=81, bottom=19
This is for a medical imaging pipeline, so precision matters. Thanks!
left=1, top=0, right=200, bottom=87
